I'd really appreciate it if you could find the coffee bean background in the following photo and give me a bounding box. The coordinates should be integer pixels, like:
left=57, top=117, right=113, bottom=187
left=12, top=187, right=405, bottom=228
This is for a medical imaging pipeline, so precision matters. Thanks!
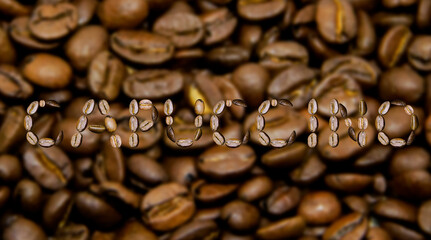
left=1, top=0, right=431, bottom=239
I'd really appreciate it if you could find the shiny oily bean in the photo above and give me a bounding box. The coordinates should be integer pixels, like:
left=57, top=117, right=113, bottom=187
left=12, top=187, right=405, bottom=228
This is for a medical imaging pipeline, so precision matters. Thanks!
left=259, top=100, right=271, bottom=115
left=404, top=105, right=415, bottom=115
left=308, top=99, right=318, bottom=115
left=129, top=116, right=138, bottom=132
left=259, top=131, right=271, bottom=146
left=24, top=115, right=32, bottom=131
left=407, top=131, right=416, bottom=145
left=329, top=116, right=339, bottom=132
left=129, top=99, right=139, bottom=115
left=257, top=115, right=265, bottom=131
left=26, top=132, right=38, bottom=145
left=358, top=131, right=367, bottom=147
left=411, top=115, right=419, bottom=131
left=345, top=118, right=353, bottom=128
left=82, top=99, right=95, bottom=115
left=225, top=138, right=242, bottom=148
left=129, top=132, right=139, bottom=148
left=378, top=25, right=412, bottom=68
left=309, top=116, right=318, bottom=132
left=213, top=132, right=225, bottom=145
left=378, top=101, right=391, bottom=115
left=39, top=138, right=55, bottom=148
left=76, top=116, right=88, bottom=132
left=378, top=132, right=390, bottom=145
left=105, top=116, right=117, bottom=133
left=213, top=100, right=225, bottom=115
left=390, top=138, right=406, bottom=147
left=71, top=133, right=83, bottom=148
left=308, top=133, right=318, bottom=148
left=140, top=99, right=153, bottom=110
left=110, top=134, right=122, bottom=148
left=358, top=117, right=368, bottom=130
left=195, top=99, right=205, bottom=115
left=330, top=99, right=339, bottom=115
left=194, top=116, right=203, bottom=128
left=376, top=115, right=385, bottom=131
left=27, top=101, right=38, bottom=115
left=98, top=100, right=110, bottom=115
left=164, top=99, right=174, bottom=116
left=329, top=132, right=339, bottom=148
left=210, top=115, right=219, bottom=131
left=140, top=120, right=154, bottom=132
left=88, top=125, right=106, bottom=133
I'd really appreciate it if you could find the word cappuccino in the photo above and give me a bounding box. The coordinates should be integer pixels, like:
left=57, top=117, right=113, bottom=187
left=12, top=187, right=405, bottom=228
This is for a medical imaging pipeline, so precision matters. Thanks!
left=24, top=98, right=418, bottom=149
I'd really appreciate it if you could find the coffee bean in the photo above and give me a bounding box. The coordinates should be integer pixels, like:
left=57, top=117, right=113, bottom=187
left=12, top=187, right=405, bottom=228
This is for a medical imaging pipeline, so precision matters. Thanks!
left=111, top=30, right=174, bottom=65
left=127, top=154, right=167, bottom=185
left=123, top=70, right=184, bottom=99
left=29, top=3, right=77, bottom=40
left=141, top=182, right=195, bottom=231
left=323, top=212, right=367, bottom=240
left=198, top=145, right=256, bottom=180
left=97, top=0, right=148, bottom=29
left=325, top=173, right=373, bottom=192
left=88, top=51, right=126, bottom=101
left=256, top=216, right=306, bottom=240
left=298, top=191, right=341, bottom=225
left=200, top=8, right=237, bottom=45
left=23, top=146, right=73, bottom=190
left=316, top=0, right=357, bottom=44
left=378, top=25, right=412, bottom=68
left=237, top=0, right=286, bottom=21
left=238, top=175, right=273, bottom=202
left=13, top=179, right=43, bottom=213
left=116, top=220, right=157, bottom=240
left=22, top=53, right=72, bottom=89
left=192, top=180, right=238, bottom=204
left=93, top=141, right=125, bottom=183
left=373, top=198, right=417, bottom=223
left=221, top=200, right=260, bottom=231
left=381, top=221, right=425, bottom=240
left=42, top=189, right=73, bottom=230
left=379, top=66, right=424, bottom=103
left=259, top=41, right=309, bottom=70
left=170, top=220, right=218, bottom=240
left=2, top=215, right=47, bottom=240
left=263, top=185, right=301, bottom=216
left=54, top=223, right=89, bottom=240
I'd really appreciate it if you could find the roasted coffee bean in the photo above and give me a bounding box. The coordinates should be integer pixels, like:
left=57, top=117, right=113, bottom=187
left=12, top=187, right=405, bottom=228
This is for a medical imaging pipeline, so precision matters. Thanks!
left=322, top=212, right=367, bottom=240
left=407, top=35, right=431, bottom=71
left=54, top=223, right=90, bottom=240
left=378, top=25, right=412, bottom=68
left=23, top=146, right=73, bottom=190
left=262, top=143, right=307, bottom=168
left=290, top=153, right=326, bottom=185
left=13, top=179, right=43, bottom=213
left=379, top=65, right=424, bottom=103
left=221, top=200, right=260, bottom=231
left=154, top=10, right=204, bottom=48
left=316, top=0, right=357, bottom=44
left=111, top=30, right=174, bottom=65
left=93, top=141, right=125, bottom=183
left=0, top=64, right=33, bottom=99
left=141, top=182, right=195, bottom=231
left=373, top=198, right=417, bottom=223
left=123, top=70, right=184, bottom=99
left=115, top=220, right=157, bottom=240
left=350, top=10, right=376, bottom=56
left=163, top=156, right=197, bottom=186
left=325, top=173, right=373, bottom=192
left=22, top=53, right=72, bottom=89
left=192, top=180, right=238, bottom=204
left=127, top=154, right=167, bottom=185
left=198, top=145, right=256, bottom=180
left=200, top=7, right=237, bottom=45
left=237, top=0, right=286, bottom=21
left=75, top=191, right=122, bottom=228
left=258, top=41, right=309, bottom=70
left=232, top=63, right=269, bottom=108
left=417, top=0, right=431, bottom=29
left=256, top=216, right=306, bottom=240
left=381, top=221, right=425, bottom=240
left=0, top=106, right=26, bottom=153
left=42, top=189, right=73, bottom=230
left=170, top=220, right=219, bottom=240
left=298, top=191, right=341, bottom=225
left=418, top=200, right=431, bottom=235
left=263, top=185, right=301, bottom=216
left=28, top=2, right=78, bottom=41
left=97, top=0, right=148, bottom=29
left=10, top=16, right=60, bottom=50
left=0, top=0, right=31, bottom=16
left=2, top=215, right=47, bottom=240
left=0, top=154, right=22, bottom=182
left=238, top=175, right=273, bottom=202
left=206, top=45, right=251, bottom=68
left=65, top=25, right=108, bottom=72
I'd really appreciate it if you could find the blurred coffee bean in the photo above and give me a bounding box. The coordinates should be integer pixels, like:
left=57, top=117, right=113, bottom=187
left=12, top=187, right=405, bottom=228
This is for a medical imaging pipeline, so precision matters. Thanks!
left=263, top=185, right=301, bottom=216
left=325, top=173, right=373, bottom=193
left=0, top=154, right=22, bottom=182
left=238, top=175, right=273, bottom=202
left=65, top=25, right=108, bottom=71
left=298, top=191, right=341, bottom=225
left=0, top=25, right=16, bottom=64
left=111, top=30, right=174, bottom=65
left=42, top=189, right=73, bottom=231
left=54, top=223, right=89, bottom=240
left=75, top=192, right=122, bottom=229
left=2, top=215, right=47, bottom=240
left=0, top=106, right=25, bottom=153
left=13, top=179, right=42, bottom=214
left=378, top=25, right=412, bottom=68
left=23, top=146, right=73, bottom=190
left=379, top=65, right=424, bottom=103
left=290, top=153, right=326, bottom=185
left=322, top=212, right=367, bottom=240
left=141, top=182, right=195, bottom=231
left=192, top=180, right=238, bottom=204
left=418, top=200, right=431, bottom=235
left=258, top=41, right=309, bottom=71
left=373, top=198, right=417, bottom=223
left=200, top=8, right=237, bottom=45
left=22, top=53, right=72, bottom=89
left=97, top=0, right=148, bottom=29
left=73, top=0, right=98, bottom=26
left=93, top=141, right=125, bottom=183
left=391, top=170, right=431, bottom=200
left=381, top=221, right=425, bottom=240
left=390, top=147, right=430, bottom=176
left=115, top=220, right=157, bottom=240
left=232, top=63, right=269, bottom=108
left=0, top=0, right=31, bottom=17
left=198, top=145, right=256, bottom=180
left=28, top=2, right=78, bottom=41
left=221, top=200, right=260, bottom=232
left=237, top=0, right=286, bottom=21
left=350, top=11, right=376, bottom=56
left=256, top=216, right=306, bottom=240
left=163, top=156, right=197, bottom=186
left=127, top=154, right=167, bottom=185
left=316, top=0, right=357, bottom=44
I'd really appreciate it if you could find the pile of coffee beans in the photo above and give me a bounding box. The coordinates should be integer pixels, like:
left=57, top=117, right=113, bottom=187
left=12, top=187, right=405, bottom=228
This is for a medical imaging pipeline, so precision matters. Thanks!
left=1, top=0, right=431, bottom=239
